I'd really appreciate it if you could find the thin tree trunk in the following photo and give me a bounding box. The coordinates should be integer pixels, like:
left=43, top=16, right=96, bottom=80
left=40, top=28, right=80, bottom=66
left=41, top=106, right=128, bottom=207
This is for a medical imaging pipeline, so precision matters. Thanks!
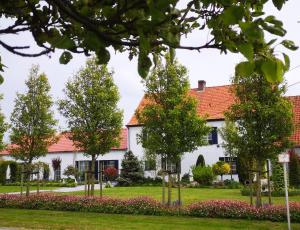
left=25, top=163, right=31, bottom=197
left=256, top=161, right=263, bottom=208
left=100, top=165, right=103, bottom=198
left=90, top=155, right=96, bottom=196
left=162, top=172, right=165, bottom=205
left=167, top=172, right=172, bottom=206
left=177, top=171, right=181, bottom=209
left=249, top=171, right=253, bottom=206
left=20, top=165, right=24, bottom=196
left=37, top=166, right=40, bottom=195
left=84, top=171, right=87, bottom=196
left=266, top=160, right=272, bottom=205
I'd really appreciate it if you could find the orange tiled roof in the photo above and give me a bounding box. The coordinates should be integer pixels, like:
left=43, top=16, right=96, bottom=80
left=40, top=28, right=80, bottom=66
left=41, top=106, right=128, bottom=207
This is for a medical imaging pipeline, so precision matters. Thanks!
left=0, top=128, right=128, bottom=155
left=127, top=85, right=300, bottom=146
left=127, top=85, right=235, bottom=126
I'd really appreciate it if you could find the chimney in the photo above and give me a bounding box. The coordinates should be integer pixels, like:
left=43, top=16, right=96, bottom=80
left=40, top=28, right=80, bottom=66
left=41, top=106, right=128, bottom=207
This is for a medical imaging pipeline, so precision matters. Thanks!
left=197, top=80, right=206, bottom=91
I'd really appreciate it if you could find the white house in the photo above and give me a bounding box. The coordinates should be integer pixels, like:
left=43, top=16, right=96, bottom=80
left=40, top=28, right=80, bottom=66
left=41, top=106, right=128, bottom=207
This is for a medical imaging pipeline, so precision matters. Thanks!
left=1, top=81, right=300, bottom=182
left=126, top=81, right=300, bottom=180
left=0, top=129, right=128, bottom=181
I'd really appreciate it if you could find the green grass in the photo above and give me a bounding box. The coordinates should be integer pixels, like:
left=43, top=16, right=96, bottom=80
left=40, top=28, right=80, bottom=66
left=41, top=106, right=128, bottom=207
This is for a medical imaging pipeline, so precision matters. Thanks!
left=0, top=185, right=58, bottom=193
left=0, top=208, right=299, bottom=230
left=67, top=186, right=300, bottom=205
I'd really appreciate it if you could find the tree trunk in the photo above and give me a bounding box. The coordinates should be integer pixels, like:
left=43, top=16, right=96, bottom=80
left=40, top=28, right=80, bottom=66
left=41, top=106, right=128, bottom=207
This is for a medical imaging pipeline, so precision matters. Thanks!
left=177, top=171, right=181, bottom=210
left=249, top=171, right=253, bottom=206
left=25, top=163, right=31, bottom=197
left=99, top=164, right=103, bottom=198
left=162, top=172, right=166, bottom=205
left=84, top=171, right=87, bottom=196
left=90, top=155, right=96, bottom=196
left=167, top=172, right=172, bottom=206
left=266, top=160, right=272, bottom=205
left=20, top=165, right=24, bottom=196
left=256, top=161, right=263, bottom=208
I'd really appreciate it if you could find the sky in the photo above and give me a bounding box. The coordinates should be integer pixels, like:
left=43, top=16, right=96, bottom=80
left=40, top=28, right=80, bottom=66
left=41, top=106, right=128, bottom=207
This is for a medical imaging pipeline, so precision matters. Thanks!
left=0, top=1, right=299, bottom=142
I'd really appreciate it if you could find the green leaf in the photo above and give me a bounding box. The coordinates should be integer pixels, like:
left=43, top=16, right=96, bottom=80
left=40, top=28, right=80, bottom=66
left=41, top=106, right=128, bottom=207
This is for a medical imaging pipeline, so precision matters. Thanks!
left=237, top=43, right=253, bottom=61
left=235, top=61, right=254, bottom=77
left=282, top=53, right=290, bottom=71
left=272, top=0, right=285, bottom=10
left=266, top=39, right=277, bottom=47
left=138, top=53, right=152, bottom=78
left=281, top=40, right=299, bottom=51
left=59, top=51, right=73, bottom=64
left=222, top=6, right=244, bottom=25
left=0, top=74, right=3, bottom=85
left=96, top=49, right=110, bottom=64
left=261, top=59, right=283, bottom=82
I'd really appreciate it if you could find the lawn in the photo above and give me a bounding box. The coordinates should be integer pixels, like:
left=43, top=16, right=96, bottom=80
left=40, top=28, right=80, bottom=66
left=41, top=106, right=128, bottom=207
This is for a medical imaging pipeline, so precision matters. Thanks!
left=0, top=185, right=58, bottom=193
left=0, top=208, right=299, bottom=230
left=67, top=186, right=300, bottom=205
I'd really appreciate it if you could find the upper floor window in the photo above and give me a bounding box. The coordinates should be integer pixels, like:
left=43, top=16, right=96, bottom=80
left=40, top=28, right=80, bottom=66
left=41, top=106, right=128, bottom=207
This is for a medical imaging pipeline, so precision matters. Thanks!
left=205, top=127, right=218, bottom=145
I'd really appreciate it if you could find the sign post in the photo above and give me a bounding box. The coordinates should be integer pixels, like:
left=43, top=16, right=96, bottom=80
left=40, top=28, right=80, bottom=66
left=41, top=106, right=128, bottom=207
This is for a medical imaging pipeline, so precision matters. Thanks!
left=278, top=153, right=291, bottom=230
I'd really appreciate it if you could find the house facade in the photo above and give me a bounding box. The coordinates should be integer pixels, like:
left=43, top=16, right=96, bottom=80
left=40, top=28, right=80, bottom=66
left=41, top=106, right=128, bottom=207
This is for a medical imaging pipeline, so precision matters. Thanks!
left=1, top=81, right=300, bottom=182
left=127, top=81, right=300, bottom=180
left=0, top=129, right=128, bottom=181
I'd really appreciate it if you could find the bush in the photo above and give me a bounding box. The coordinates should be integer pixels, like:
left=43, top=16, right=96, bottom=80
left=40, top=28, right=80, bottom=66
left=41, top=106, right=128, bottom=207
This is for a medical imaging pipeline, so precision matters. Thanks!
left=0, top=160, right=9, bottom=185
left=1, top=194, right=300, bottom=222
left=196, top=154, right=205, bottom=167
left=8, top=161, right=18, bottom=183
left=272, top=160, right=284, bottom=192
left=63, top=165, right=79, bottom=179
left=104, top=167, right=118, bottom=181
left=192, top=166, right=214, bottom=185
left=181, top=173, right=190, bottom=184
left=223, top=179, right=241, bottom=189
left=186, top=200, right=300, bottom=222
left=120, top=151, right=144, bottom=185
left=289, top=149, right=300, bottom=187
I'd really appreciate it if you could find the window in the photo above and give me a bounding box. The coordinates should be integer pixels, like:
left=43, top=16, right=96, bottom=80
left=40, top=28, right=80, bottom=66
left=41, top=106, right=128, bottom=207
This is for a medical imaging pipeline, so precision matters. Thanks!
left=145, top=159, right=156, bottom=171
left=219, top=157, right=237, bottom=174
left=204, top=127, right=218, bottom=145
left=161, top=157, right=180, bottom=173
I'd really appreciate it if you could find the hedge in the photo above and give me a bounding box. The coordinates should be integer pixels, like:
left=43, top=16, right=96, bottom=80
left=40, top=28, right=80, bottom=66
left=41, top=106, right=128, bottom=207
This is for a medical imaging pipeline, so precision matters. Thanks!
left=0, top=194, right=300, bottom=222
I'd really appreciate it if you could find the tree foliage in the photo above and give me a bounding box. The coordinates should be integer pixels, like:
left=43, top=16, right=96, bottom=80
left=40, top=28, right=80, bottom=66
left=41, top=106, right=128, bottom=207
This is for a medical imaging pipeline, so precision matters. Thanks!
left=9, top=66, right=57, bottom=195
left=0, top=0, right=297, bottom=80
left=272, top=159, right=285, bottom=192
left=192, top=165, right=214, bottom=185
left=224, top=69, right=294, bottom=207
left=137, top=56, right=210, bottom=164
left=212, top=161, right=230, bottom=181
left=10, top=66, right=57, bottom=164
left=0, top=95, right=8, bottom=151
left=120, top=151, right=144, bottom=185
left=58, top=57, right=123, bottom=195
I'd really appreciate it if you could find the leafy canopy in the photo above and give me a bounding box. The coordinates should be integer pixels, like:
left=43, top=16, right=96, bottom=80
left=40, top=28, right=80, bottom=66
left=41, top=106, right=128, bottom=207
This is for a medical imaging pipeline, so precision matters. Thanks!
left=9, top=65, right=57, bottom=163
left=0, top=0, right=297, bottom=81
left=58, top=57, right=123, bottom=157
left=225, top=70, right=294, bottom=162
left=137, top=55, right=210, bottom=163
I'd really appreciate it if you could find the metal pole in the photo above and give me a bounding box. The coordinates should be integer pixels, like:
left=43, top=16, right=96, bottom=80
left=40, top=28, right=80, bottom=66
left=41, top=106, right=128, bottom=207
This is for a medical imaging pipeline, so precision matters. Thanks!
left=283, top=162, right=291, bottom=230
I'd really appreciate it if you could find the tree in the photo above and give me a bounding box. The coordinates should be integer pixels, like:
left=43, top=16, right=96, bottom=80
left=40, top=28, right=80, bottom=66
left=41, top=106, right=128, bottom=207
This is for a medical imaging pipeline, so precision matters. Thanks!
left=272, top=159, right=285, bottom=192
left=192, top=165, right=214, bottom=186
left=0, top=1, right=296, bottom=81
left=196, top=154, right=205, bottom=167
left=212, top=161, right=231, bottom=182
left=137, top=55, right=210, bottom=206
left=58, top=58, right=123, bottom=196
left=120, top=151, right=144, bottom=185
left=225, top=69, right=294, bottom=207
left=0, top=95, right=8, bottom=151
left=289, top=149, right=300, bottom=188
left=9, top=65, right=57, bottom=196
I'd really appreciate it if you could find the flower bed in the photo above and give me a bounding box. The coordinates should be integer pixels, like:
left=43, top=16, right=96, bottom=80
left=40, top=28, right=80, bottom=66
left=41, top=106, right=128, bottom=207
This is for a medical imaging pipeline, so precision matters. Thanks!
left=0, top=194, right=299, bottom=222
left=186, top=200, right=300, bottom=222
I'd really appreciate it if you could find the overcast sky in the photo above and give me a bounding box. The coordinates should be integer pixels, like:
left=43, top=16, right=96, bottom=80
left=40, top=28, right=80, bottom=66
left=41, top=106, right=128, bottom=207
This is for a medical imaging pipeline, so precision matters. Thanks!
left=0, top=1, right=299, bottom=142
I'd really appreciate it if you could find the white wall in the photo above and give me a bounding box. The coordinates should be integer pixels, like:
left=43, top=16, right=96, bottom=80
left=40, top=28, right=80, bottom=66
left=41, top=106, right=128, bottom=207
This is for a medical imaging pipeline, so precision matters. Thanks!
left=128, top=120, right=239, bottom=181
left=2, top=150, right=126, bottom=180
